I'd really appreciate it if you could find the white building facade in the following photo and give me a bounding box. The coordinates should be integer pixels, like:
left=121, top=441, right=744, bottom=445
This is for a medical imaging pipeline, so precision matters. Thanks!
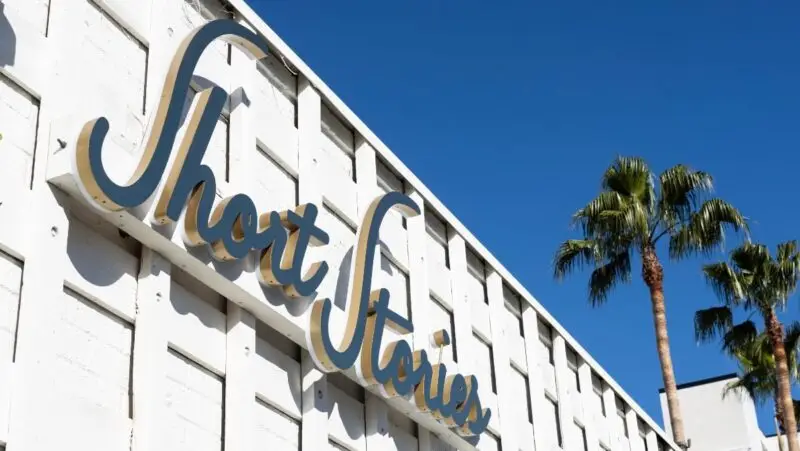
left=0, top=0, right=680, bottom=450
left=659, top=374, right=786, bottom=451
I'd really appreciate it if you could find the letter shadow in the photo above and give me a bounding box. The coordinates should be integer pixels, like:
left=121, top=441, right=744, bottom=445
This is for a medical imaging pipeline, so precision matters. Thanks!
left=168, top=279, right=227, bottom=333
left=261, top=237, right=401, bottom=319
left=185, top=241, right=246, bottom=282
left=325, top=382, right=366, bottom=444
left=260, top=275, right=313, bottom=319
left=132, top=75, right=247, bottom=224
left=0, top=3, right=17, bottom=69
left=332, top=246, right=353, bottom=311
left=59, top=190, right=131, bottom=289
left=331, top=240, right=394, bottom=312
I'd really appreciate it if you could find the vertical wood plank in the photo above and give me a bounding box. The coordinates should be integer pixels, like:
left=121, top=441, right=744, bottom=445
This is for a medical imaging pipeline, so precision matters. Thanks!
left=406, top=189, right=430, bottom=353
left=131, top=249, right=170, bottom=451
left=486, top=270, right=513, bottom=451
left=578, top=363, right=601, bottom=451
left=224, top=302, right=256, bottom=451
left=553, top=334, right=577, bottom=450
left=365, top=393, right=391, bottom=450
left=301, top=351, right=329, bottom=451
left=521, top=306, right=548, bottom=449
left=6, top=182, right=70, bottom=451
left=447, top=234, right=473, bottom=375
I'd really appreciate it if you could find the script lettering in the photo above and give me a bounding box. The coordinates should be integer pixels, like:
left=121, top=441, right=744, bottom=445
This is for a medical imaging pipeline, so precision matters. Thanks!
left=72, top=18, right=492, bottom=439
left=307, top=193, right=491, bottom=435
left=74, top=20, right=328, bottom=299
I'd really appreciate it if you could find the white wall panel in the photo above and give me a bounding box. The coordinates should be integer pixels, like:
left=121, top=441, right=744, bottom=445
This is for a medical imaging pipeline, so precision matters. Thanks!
left=465, top=250, right=487, bottom=306
left=319, top=104, right=357, bottom=224
left=0, top=74, right=37, bottom=194
left=376, top=160, right=409, bottom=270
left=327, top=384, right=366, bottom=451
left=471, top=298, right=492, bottom=342
left=254, top=398, right=301, bottom=451
left=425, top=213, right=452, bottom=306
left=510, top=367, right=534, bottom=449
left=476, top=431, right=500, bottom=451
left=253, top=54, right=298, bottom=171
left=427, top=296, right=457, bottom=365
left=161, top=0, right=230, bottom=84
left=430, top=434, right=457, bottom=451
left=316, top=206, right=355, bottom=308
left=250, top=146, right=298, bottom=214
left=614, top=396, right=631, bottom=450
left=378, top=255, right=412, bottom=350
left=0, top=252, right=21, bottom=442
left=472, top=334, right=495, bottom=402
left=502, top=286, right=524, bottom=337
left=166, top=281, right=227, bottom=376
left=254, top=336, right=301, bottom=419
left=0, top=252, right=21, bottom=367
left=42, top=289, right=133, bottom=451
left=1, top=0, right=49, bottom=36
left=542, top=396, right=563, bottom=450
left=503, top=292, right=527, bottom=372
left=388, top=422, right=418, bottom=451
left=65, top=216, right=138, bottom=322
left=163, top=348, right=224, bottom=451
left=387, top=409, right=417, bottom=451
left=52, top=0, right=146, bottom=161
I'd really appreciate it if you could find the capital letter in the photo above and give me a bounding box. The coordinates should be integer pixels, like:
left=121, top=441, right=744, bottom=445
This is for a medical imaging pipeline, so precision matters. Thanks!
left=306, top=192, right=420, bottom=372
left=73, top=20, right=270, bottom=211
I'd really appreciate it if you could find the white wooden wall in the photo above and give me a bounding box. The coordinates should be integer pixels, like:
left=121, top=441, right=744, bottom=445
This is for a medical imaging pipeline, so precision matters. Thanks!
left=0, top=0, right=680, bottom=450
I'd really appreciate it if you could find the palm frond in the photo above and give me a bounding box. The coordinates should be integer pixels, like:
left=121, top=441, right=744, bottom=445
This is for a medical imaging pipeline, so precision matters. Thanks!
left=601, top=156, right=656, bottom=216
left=588, top=251, right=633, bottom=306
left=668, top=199, right=749, bottom=260
left=553, top=239, right=600, bottom=280
left=722, top=320, right=759, bottom=357
left=572, top=192, right=648, bottom=244
left=723, top=367, right=775, bottom=406
left=730, top=242, right=771, bottom=274
left=694, top=306, right=734, bottom=343
left=572, top=192, right=626, bottom=226
left=784, top=321, right=800, bottom=377
left=773, top=240, right=800, bottom=302
left=777, top=241, right=799, bottom=263
left=702, top=262, right=744, bottom=306
left=602, top=156, right=653, bottom=197
left=658, top=164, right=713, bottom=227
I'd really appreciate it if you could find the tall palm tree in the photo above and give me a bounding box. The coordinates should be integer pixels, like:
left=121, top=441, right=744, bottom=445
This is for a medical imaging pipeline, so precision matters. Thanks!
left=553, top=156, right=748, bottom=448
left=695, top=241, right=800, bottom=451
left=721, top=323, right=800, bottom=451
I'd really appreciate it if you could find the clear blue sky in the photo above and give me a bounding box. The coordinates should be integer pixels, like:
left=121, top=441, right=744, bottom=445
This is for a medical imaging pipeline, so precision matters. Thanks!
left=250, top=0, right=800, bottom=435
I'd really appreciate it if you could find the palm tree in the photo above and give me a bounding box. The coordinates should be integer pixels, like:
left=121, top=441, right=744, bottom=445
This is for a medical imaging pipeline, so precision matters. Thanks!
left=695, top=241, right=800, bottom=451
left=553, top=156, right=748, bottom=448
left=721, top=323, right=800, bottom=451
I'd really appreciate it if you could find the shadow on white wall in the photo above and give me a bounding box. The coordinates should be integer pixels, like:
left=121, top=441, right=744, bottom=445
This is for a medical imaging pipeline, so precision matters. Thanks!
left=0, top=3, right=15, bottom=69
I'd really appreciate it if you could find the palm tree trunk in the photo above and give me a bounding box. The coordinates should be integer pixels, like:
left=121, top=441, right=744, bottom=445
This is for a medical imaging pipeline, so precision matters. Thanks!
left=776, top=396, right=787, bottom=451
left=777, top=414, right=787, bottom=451
left=766, top=308, right=800, bottom=451
left=642, top=245, right=687, bottom=448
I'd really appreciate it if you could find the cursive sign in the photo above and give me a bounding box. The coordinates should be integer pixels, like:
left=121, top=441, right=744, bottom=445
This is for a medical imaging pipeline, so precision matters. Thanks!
left=307, top=192, right=491, bottom=436
left=71, top=18, right=491, bottom=437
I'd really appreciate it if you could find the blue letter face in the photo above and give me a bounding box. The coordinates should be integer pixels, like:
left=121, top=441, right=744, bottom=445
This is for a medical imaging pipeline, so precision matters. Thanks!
left=307, top=192, right=420, bottom=373
left=74, top=20, right=271, bottom=213
left=72, top=19, right=328, bottom=299
left=306, top=192, right=491, bottom=437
